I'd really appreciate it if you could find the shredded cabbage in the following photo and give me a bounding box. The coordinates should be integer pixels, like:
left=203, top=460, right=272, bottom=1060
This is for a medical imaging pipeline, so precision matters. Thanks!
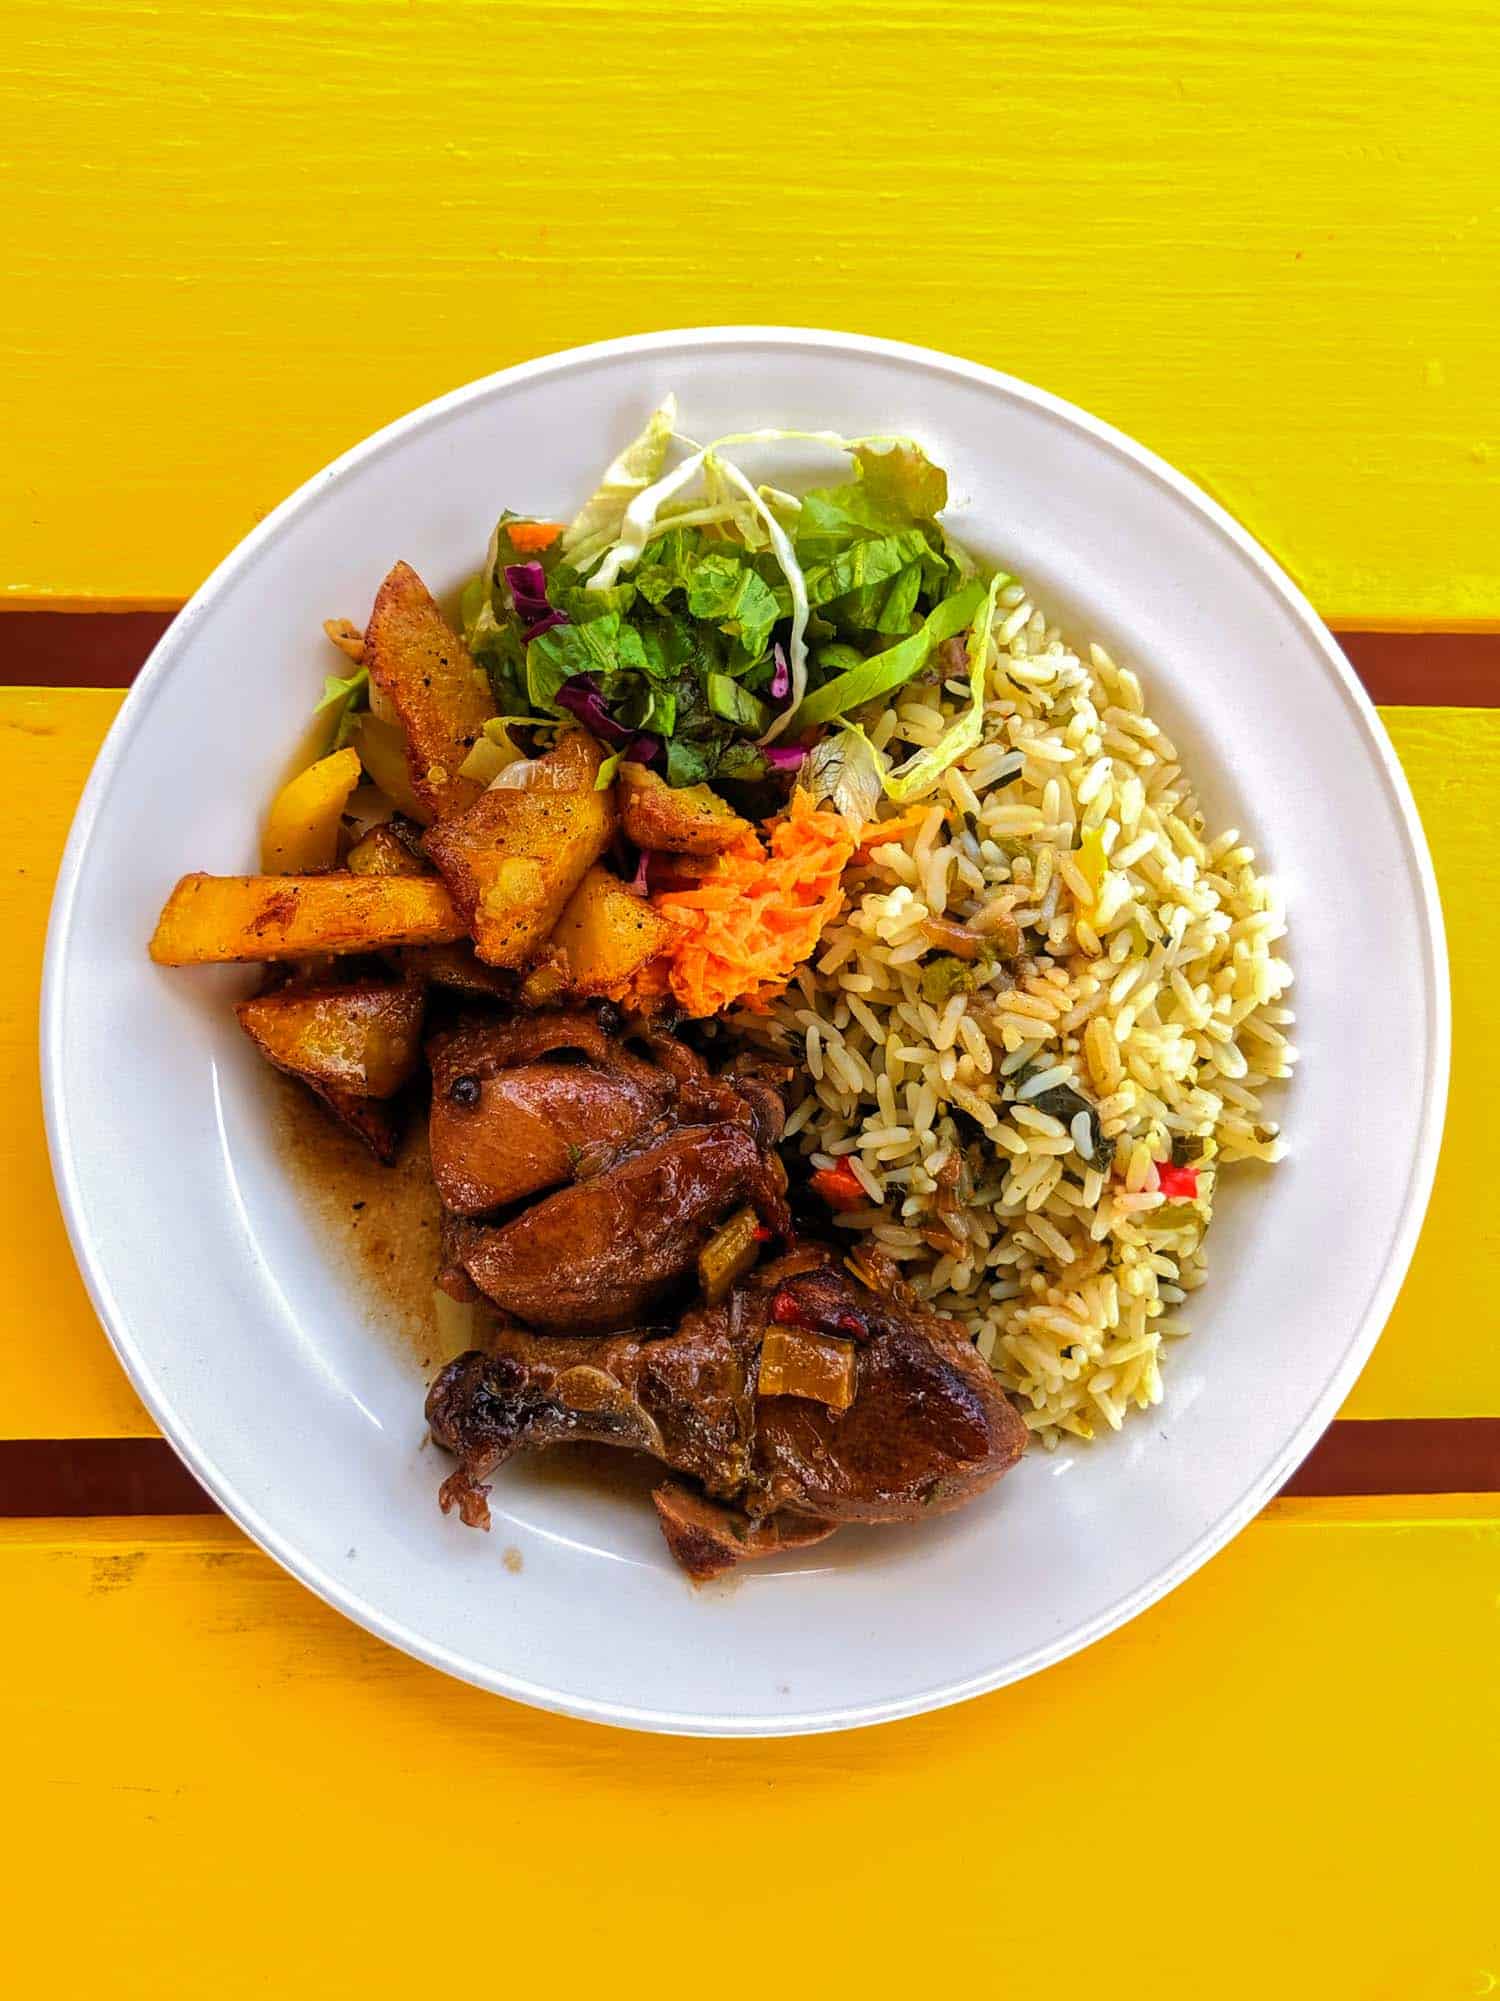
left=707, top=454, right=809, bottom=739
left=804, top=724, right=886, bottom=823
left=562, top=396, right=678, bottom=572
left=588, top=447, right=710, bottom=589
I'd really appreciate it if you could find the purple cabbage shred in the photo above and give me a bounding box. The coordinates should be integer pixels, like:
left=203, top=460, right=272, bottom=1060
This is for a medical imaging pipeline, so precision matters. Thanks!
left=504, top=560, right=569, bottom=641
left=769, top=642, right=790, bottom=701
left=555, top=675, right=630, bottom=744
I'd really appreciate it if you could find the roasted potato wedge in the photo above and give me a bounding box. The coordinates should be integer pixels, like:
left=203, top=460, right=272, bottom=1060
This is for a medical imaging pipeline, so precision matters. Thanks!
left=551, top=865, right=670, bottom=996
left=401, top=942, right=515, bottom=997
left=364, top=561, right=496, bottom=821
left=520, top=727, right=608, bottom=791
left=346, top=822, right=430, bottom=877
left=423, top=732, right=615, bottom=968
left=150, top=873, right=465, bottom=964
left=261, top=746, right=363, bottom=873
left=618, top=762, right=748, bottom=855
left=237, top=980, right=425, bottom=1098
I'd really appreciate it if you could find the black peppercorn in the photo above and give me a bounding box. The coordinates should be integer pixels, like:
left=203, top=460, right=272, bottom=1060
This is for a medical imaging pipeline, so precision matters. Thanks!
left=449, top=1074, right=482, bottom=1107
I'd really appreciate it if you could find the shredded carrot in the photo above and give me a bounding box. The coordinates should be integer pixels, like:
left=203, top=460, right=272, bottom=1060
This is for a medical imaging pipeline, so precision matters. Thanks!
left=508, top=521, right=564, bottom=554
left=855, top=805, right=930, bottom=855
left=626, top=791, right=855, bottom=1018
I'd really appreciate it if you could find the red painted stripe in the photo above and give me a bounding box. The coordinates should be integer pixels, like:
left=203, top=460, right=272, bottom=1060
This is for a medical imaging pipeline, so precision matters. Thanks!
left=1275, top=1418, right=1500, bottom=1498
left=0, top=609, right=174, bottom=688
left=0, top=1420, right=1495, bottom=1519
left=0, top=611, right=1497, bottom=704
left=0, top=1439, right=217, bottom=1516
left=1337, top=631, right=1500, bottom=707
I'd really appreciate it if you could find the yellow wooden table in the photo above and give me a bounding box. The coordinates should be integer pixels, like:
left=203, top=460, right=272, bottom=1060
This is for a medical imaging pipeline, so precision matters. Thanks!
left=3, top=4, right=1498, bottom=1993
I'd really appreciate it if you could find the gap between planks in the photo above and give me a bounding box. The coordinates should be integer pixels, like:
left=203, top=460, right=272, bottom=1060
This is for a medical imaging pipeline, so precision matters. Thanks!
left=0, top=611, right=1497, bottom=705
left=1, top=1421, right=1497, bottom=1519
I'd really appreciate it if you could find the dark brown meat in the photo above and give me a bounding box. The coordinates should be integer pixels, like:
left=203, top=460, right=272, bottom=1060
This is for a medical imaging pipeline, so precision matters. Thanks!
left=431, top=1008, right=635, bottom=1080
left=622, top=1023, right=785, bottom=1137
left=426, top=1310, right=757, bottom=1516
left=750, top=1302, right=1019, bottom=1524
left=651, top=1483, right=837, bottom=1582
left=426, top=1254, right=1026, bottom=1571
left=322, top=1087, right=404, bottom=1166
left=434, top=1211, right=481, bottom=1303
left=453, top=1121, right=787, bottom=1331
left=720, top=1053, right=794, bottom=1151
left=403, top=942, right=516, bottom=998
left=428, top=1014, right=673, bottom=1214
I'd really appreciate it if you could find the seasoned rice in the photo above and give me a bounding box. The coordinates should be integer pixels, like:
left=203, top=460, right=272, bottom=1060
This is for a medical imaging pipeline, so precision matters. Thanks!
left=731, top=591, right=1295, bottom=1447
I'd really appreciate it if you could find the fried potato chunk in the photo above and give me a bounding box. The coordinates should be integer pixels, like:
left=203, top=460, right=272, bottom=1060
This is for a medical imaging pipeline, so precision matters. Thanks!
left=364, top=560, right=495, bottom=821
left=618, top=762, right=748, bottom=855
left=237, top=980, right=424, bottom=1099
left=550, top=865, right=670, bottom=996
left=423, top=731, right=615, bottom=968
left=149, top=873, right=464, bottom=964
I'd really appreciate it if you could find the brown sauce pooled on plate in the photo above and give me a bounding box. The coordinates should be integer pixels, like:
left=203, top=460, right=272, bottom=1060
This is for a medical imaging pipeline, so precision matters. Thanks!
left=270, top=1074, right=445, bottom=1367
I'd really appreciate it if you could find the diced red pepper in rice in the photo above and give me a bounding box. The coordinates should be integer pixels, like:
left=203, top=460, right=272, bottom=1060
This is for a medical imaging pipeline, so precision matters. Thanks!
left=1155, top=1162, right=1200, bottom=1199
left=810, top=1159, right=866, bottom=1212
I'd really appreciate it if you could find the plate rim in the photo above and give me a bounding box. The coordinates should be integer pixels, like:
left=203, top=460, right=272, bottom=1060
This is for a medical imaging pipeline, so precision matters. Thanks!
left=40, top=324, right=1451, bottom=1735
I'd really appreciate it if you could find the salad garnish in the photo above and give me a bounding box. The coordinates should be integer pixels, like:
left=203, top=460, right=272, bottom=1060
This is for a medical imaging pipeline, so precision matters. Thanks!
left=452, top=402, right=1009, bottom=803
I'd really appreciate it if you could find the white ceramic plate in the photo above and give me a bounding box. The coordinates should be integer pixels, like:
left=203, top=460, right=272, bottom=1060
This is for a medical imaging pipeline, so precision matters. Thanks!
left=43, top=329, right=1447, bottom=1736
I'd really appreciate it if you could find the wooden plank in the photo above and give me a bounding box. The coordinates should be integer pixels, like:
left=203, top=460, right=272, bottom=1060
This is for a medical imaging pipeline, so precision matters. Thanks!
left=4, top=610, right=1499, bottom=707
left=7, top=692, right=1496, bottom=1435
left=2, top=0, right=1498, bottom=621
left=1364, top=710, right=1498, bottom=1418
left=3, top=691, right=151, bottom=1435
left=3, top=1502, right=1497, bottom=1995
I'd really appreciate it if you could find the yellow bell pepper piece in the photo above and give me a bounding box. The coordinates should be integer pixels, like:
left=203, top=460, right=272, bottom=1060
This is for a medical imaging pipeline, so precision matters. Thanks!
left=261, top=746, right=362, bottom=873
left=1077, top=824, right=1108, bottom=904
left=353, top=713, right=430, bottom=825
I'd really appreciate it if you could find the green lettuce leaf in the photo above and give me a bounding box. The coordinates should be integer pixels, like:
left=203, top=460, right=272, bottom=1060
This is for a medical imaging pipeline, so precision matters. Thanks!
left=872, top=560, right=924, bottom=634
left=790, top=580, right=985, bottom=731
left=313, top=665, right=370, bottom=751
left=823, top=556, right=929, bottom=638
left=706, top=672, right=769, bottom=732
left=524, top=617, right=628, bottom=713
left=666, top=736, right=716, bottom=787
left=852, top=438, right=948, bottom=520
left=794, top=441, right=947, bottom=554
left=547, top=563, right=637, bottom=623
left=626, top=529, right=786, bottom=664
left=685, top=551, right=782, bottom=658
left=801, top=528, right=936, bottom=610
left=882, top=571, right=1007, bottom=802
left=314, top=664, right=368, bottom=716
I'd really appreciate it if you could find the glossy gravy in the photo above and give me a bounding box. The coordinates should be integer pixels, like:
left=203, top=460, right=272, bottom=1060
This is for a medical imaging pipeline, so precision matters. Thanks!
left=271, top=1074, right=446, bottom=1369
